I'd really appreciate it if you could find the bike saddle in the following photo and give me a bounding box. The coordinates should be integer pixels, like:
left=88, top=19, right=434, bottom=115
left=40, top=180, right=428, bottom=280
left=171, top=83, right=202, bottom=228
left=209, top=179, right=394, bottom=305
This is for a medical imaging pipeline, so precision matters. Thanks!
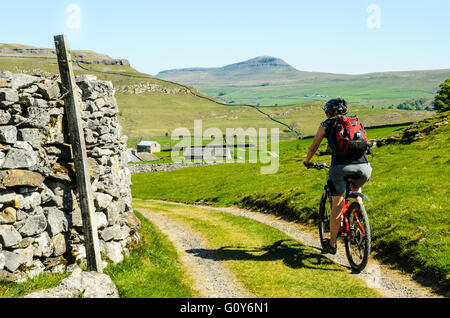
left=344, top=173, right=362, bottom=181
left=348, top=191, right=371, bottom=201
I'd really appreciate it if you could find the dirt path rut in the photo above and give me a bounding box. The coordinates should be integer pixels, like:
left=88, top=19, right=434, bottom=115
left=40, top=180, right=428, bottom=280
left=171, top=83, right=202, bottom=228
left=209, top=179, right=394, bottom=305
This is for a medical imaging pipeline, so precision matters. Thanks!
left=137, top=208, right=252, bottom=298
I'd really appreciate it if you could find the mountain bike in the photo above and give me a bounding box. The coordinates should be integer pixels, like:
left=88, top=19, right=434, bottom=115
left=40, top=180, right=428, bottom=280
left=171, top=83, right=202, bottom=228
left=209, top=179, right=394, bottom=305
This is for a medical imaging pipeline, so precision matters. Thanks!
left=312, top=163, right=371, bottom=273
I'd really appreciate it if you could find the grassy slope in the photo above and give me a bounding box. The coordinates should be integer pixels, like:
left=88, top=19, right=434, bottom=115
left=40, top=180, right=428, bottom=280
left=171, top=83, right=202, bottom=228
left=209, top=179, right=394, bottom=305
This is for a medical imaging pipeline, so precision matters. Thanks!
left=201, top=73, right=448, bottom=108
left=131, top=113, right=450, bottom=291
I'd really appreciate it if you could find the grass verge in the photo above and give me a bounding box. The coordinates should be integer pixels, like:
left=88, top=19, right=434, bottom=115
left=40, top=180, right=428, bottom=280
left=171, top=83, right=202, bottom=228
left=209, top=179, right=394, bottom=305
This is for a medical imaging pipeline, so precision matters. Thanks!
left=0, top=272, right=69, bottom=298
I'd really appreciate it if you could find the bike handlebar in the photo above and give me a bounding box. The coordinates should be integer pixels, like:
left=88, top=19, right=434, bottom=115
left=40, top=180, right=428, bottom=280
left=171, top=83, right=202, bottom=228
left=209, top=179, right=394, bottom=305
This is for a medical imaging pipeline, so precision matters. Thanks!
left=310, top=163, right=330, bottom=170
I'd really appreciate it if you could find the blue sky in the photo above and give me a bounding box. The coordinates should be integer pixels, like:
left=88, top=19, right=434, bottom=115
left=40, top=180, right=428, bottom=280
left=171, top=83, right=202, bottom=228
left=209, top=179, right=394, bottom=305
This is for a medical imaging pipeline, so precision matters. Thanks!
left=1, top=0, right=449, bottom=75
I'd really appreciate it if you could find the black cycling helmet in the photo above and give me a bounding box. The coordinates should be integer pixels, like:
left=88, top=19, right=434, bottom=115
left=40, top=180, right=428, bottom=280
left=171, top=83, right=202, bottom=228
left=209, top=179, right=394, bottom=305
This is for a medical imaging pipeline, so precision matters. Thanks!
left=324, top=98, right=347, bottom=114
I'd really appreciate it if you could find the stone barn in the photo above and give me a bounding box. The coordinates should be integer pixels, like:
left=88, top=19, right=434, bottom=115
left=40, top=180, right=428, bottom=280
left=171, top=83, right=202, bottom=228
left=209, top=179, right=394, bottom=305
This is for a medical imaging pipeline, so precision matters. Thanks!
left=137, top=141, right=160, bottom=154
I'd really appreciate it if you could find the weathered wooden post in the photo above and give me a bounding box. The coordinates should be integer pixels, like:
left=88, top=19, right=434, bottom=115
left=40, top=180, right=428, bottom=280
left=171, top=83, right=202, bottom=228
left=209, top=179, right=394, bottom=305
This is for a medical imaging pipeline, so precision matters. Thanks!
left=54, top=34, right=103, bottom=272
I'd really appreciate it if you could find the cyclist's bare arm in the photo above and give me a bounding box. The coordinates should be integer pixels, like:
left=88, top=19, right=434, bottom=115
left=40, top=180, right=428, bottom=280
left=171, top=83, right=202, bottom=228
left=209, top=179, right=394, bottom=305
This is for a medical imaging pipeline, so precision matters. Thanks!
left=304, top=125, right=326, bottom=165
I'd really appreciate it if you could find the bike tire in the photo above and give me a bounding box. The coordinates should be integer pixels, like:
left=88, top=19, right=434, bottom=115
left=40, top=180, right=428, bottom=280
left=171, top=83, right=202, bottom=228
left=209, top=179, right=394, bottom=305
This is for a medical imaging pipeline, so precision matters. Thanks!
left=318, top=189, right=332, bottom=248
left=344, top=202, right=371, bottom=273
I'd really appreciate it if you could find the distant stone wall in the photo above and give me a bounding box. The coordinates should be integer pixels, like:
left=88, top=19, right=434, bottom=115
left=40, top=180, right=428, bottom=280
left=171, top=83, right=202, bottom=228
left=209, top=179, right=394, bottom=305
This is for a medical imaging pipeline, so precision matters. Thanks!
left=128, top=162, right=227, bottom=174
left=0, top=71, right=139, bottom=282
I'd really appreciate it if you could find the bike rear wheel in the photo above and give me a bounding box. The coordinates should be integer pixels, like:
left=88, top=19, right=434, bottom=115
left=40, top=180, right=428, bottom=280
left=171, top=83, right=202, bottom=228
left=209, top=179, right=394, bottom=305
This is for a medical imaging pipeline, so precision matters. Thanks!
left=344, top=202, right=371, bottom=273
left=318, top=189, right=332, bottom=248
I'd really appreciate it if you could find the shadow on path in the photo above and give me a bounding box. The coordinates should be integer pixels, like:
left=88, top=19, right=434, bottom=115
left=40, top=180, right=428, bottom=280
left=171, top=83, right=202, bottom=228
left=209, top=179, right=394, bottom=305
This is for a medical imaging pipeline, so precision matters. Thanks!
left=187, top=239, right=341, bottom=272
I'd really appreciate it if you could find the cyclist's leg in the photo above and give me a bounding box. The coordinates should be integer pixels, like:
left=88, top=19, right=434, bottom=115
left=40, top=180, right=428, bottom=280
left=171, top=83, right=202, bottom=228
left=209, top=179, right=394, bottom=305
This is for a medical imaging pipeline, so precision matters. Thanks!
left=331, top=195, right=345, bottom=247
left=328, top=166, right=348, bottom=248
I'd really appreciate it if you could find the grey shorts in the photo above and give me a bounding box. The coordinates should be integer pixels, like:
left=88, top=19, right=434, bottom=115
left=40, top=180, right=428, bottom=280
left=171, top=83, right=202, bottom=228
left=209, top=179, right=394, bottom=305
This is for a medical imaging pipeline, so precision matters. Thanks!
left=328, top=163, right=372, bottom=196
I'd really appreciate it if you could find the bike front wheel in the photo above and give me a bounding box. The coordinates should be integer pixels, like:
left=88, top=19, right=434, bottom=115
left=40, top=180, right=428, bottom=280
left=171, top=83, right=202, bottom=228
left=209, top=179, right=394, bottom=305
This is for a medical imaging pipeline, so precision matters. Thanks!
left=344, top=202, right=371, bottom=273
left=318, top=189, right=332, bottom=248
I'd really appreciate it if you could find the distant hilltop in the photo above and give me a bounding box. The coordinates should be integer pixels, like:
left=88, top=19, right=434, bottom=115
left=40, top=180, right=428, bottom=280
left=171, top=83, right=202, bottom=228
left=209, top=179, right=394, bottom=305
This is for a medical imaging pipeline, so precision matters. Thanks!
left=0, top=43, right=130, bottom=66
left=155, top=55, right=345, bottom=87
left=158, top=56, right=296, bottom=76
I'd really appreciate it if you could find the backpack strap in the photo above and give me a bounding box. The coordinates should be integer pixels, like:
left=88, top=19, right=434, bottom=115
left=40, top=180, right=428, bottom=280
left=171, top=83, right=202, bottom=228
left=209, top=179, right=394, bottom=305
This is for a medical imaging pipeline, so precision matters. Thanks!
left=367, top=144, right=375, bottom=158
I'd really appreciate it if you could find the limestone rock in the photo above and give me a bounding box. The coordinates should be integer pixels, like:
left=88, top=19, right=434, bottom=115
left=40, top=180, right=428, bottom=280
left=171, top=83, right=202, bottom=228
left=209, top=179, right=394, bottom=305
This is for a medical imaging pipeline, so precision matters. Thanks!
left=3, top=246, right=34, bottom=272
left=0, top=224, right=22, bottom=247
left=0, top=110, right=11, bottom=125
left=0, top=125, right=17, bottom=144
left=11, top=237, right=35, bottom=249
left=70, top=208, right=82, bottom=227
left=24, top=270, right=119, bottom=298
left=37, top=81, right=60, bottom=100
left=1, top=73, right=39, bottom=90
left=24, top=107, right=50, bottom=128
left=44, top=207, right=68, bottom=236
left=94, top=192, right=113, bottom=209
left=15, top=192, right=41, bottom=210
left=32, top=232, right=53, bottom=258
left=17, top=213, right=47, bottom=237
left=0, top=207, right=17, bottom=224
left=3, top=148, right=38, bottom=169
left=0, top=170, right=44, bottom=188
left=106, top=200, right=124, bottom=226
left=0, top=252, right=5, bottom=270
left=0, top=189, right=16, bottom=203
left=51, top=233, right=66, bottom=256
left=0, top=88, right=19, bottom=104
left=123, top=211, right=141, bottom=233
left=94, top=212, right=108, bottom=229
left=0, top=78, right=8, bottom=88
left=104, top=241, right=123, bottom=263
left=100, top=224, right=121, bottom=242
left=18, top=128, right=44, bottom=148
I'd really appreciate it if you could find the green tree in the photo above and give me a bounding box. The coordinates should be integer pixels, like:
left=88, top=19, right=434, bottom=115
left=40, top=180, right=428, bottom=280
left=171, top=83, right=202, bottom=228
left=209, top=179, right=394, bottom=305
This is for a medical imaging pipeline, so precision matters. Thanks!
left=433, top=78, right=450, bottom=113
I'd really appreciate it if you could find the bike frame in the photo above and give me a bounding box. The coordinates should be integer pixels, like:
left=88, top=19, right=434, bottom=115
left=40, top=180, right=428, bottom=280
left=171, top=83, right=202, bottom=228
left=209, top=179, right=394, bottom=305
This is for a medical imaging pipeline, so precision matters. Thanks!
left=318, top=163, right=367, bottom=239
left=339, top=197, right=365, bottom=238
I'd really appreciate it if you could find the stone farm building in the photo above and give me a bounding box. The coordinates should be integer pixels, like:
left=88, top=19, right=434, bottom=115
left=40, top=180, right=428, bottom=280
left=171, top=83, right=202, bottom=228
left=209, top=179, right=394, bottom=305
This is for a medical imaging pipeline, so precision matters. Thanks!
left=137, top=141, right=160, bottom=154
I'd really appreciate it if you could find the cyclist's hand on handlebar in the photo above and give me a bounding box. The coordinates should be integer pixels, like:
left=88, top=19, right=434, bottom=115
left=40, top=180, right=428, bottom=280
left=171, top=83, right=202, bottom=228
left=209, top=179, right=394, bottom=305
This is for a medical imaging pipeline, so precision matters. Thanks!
left=303, top=161, right=315, bottom=169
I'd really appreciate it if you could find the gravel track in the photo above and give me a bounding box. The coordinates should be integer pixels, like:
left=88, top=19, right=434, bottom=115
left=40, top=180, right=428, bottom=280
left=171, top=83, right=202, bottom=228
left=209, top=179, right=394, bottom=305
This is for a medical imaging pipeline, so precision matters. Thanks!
left=144, top=200, right=443, bottom=298
left=136, top=208, right=252, bottom=298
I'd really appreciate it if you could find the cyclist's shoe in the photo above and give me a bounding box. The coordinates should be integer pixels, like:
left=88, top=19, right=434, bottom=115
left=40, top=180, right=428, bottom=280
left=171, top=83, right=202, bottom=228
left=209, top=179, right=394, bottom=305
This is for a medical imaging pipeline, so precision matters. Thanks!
left=322, top=239, right=337, bottom=255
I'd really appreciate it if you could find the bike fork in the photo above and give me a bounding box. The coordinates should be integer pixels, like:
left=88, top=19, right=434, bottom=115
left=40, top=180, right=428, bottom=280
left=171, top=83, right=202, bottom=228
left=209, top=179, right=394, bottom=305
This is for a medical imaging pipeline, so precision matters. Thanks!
left=340, top=201, right=350, bottom=237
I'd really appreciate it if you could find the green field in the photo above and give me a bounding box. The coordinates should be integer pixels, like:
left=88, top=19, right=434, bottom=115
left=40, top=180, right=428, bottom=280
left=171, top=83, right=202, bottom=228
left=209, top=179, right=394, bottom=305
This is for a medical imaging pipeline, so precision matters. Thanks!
left=201, top=74, right=446, bottom=108
left=131, top=112, right=450, bottom=292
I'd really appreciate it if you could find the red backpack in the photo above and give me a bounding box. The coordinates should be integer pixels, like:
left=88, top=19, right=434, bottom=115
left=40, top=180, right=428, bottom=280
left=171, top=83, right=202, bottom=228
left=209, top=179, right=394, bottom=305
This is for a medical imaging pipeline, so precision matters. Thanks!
left=334, top=115, right=370, bottom=157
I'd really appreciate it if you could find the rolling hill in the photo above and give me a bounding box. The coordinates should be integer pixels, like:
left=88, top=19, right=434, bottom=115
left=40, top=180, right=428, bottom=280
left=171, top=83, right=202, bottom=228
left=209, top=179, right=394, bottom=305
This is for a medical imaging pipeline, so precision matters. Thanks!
left=156, top=56, right=450, bottom=108
left=0, top=44, right=434, bottom=140
left=156, top=56, right=345, bottom=86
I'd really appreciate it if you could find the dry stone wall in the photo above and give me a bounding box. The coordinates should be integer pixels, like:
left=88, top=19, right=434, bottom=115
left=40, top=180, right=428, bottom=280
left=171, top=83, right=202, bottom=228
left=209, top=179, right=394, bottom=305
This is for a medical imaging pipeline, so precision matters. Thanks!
left=0, top=71, right=139, bottom=281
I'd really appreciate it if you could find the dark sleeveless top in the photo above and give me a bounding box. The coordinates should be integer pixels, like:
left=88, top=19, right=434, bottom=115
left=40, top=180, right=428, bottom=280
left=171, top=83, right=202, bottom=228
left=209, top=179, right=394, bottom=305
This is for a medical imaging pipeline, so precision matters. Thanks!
left=321, top=118, right=369, bottom=166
